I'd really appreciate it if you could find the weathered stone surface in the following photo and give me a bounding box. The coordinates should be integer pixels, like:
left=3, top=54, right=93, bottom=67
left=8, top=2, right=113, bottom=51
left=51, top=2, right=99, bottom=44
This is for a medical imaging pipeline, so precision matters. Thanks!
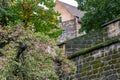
left=60, top=20, right=120, bottom=80
left=58, top=18, right=81, bottom=42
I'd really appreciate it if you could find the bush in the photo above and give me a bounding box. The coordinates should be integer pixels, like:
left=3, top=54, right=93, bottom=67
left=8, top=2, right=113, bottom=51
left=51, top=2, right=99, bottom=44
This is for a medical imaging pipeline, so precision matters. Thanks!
left=0, top=25, right=76, bottom=80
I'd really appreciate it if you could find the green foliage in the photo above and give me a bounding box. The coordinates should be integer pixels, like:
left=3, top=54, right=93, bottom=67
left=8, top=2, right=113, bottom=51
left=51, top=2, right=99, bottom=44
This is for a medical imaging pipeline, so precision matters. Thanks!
left=0, top=0, right=62, bottom=39
left=76, top=0, right=120, bottom=33
left=0, top=1, right=76, bottom=79
left=0, top=25, right=76, bottom=80
left=0, top=0, right=11, bottom=26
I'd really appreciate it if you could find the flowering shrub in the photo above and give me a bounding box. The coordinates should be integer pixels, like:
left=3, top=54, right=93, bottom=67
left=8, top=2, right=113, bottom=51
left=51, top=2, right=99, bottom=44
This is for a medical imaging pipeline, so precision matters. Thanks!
left=0, top=25, right=76, bottom=80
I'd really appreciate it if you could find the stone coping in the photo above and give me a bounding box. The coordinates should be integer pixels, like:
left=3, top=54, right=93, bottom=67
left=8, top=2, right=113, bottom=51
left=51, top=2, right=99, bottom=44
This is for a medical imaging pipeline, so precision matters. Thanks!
left=102, top=18, right=120, bottom=27
left=68, top=37, right=120, bottom=59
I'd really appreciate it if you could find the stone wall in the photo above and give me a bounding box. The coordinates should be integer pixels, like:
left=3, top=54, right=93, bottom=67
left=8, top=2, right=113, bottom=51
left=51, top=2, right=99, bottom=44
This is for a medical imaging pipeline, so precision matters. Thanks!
left=65, top=28, right=107, bottom=55
left=57, top=18, right=80, bottom=42
left=62, top=43, right=120, bottom=80
left=58, top=19, right=120, bottom=80
left=64, top=20, right=120, bottom=56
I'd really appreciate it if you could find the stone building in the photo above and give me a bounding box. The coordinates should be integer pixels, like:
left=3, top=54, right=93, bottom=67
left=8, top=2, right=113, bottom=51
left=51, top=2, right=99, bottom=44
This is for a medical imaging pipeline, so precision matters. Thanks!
left=54, top=0, right=85, bottom=42
left=57, top=18, right=120, bottom=80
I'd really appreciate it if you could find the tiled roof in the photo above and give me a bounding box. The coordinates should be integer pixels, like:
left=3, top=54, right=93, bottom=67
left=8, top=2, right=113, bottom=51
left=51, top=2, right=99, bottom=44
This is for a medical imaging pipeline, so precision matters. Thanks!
left=59, top=1, right=85, bottom=21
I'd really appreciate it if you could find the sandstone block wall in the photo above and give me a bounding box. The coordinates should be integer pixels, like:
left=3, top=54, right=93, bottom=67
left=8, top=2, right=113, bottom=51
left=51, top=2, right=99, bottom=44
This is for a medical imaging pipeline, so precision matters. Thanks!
left=65, top=20, right=120, bottom=56
left=62, top=43, right=120, bottom=80
left=58, top=18, right=80, bottom=42
left=59, top=19, right=120, bottom=80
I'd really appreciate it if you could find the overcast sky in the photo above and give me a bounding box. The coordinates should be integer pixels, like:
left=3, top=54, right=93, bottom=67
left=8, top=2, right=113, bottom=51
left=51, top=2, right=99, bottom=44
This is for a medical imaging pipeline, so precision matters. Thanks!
left=59, top=0, right=78, bottom=7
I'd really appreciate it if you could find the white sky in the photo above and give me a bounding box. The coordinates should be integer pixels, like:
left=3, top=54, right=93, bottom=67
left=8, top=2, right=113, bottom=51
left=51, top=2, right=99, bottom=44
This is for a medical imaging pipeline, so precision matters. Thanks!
left=59, top=0, right=78, bottom=7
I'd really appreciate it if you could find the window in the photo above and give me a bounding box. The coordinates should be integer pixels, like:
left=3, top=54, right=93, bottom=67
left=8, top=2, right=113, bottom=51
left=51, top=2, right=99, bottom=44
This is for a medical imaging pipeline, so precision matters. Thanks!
left=61, top=30, right=66, bottom=38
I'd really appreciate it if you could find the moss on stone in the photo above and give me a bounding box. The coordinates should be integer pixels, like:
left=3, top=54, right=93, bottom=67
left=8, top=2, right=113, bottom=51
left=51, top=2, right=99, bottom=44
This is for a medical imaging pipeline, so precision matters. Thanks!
left=93, top=62, right=104, bottom=69
left=98, top=68, right=103, bottom=73
left=91, top=59, right=101, bottom=64
left=93, top=69, right=98, bottom=74
left=85, top=56, right=94, bottom=61
left=114, top=64, right=120, bottom=69
left=103, top=65, right=111, bottom=71
left=89, top=74, right=97, bottom=79
left=81, top=72, right=86, bottom=77
left=112, top=54, right=120, bottom=59
left=81, top=66, right=91, bottom=73
left=109, top=59, right=117, bottom=64
left=68, top=37, right=120, bottom=59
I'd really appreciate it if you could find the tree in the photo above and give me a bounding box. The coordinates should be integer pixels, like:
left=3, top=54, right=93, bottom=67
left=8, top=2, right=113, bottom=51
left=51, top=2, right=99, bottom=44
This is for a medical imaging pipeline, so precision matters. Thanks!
left=0, top=0, right=76, bottom=80
left=0, top=0, right=62, bottom=38
left=0, top=0, right=11, bottom=26
left=0, top=25, right=76, bottom=80
left=76, top=0, right=120, bottom=33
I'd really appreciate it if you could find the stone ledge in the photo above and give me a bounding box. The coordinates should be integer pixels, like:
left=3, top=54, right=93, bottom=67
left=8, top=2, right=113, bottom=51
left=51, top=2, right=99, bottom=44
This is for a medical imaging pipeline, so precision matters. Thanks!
left=68, top=37, right=120, bottom=59
left=102, top=18, right=120, bottom=27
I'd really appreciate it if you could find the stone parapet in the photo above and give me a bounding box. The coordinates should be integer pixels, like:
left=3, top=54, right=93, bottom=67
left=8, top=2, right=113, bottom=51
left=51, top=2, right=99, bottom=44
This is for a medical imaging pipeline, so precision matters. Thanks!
left=58, top=18, right=120, bottom=80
